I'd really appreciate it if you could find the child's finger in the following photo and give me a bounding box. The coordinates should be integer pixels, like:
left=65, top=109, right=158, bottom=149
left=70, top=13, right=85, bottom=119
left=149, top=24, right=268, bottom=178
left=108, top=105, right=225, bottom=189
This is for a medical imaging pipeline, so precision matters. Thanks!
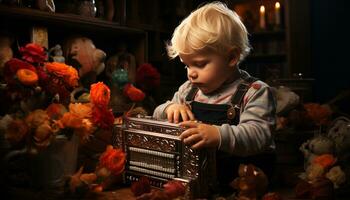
left=186, top=110, right=195, bottom=121
left=173, top=110, right=180, bottom=123
left=179, top=120, right=199, bottom=128
left=183, top=131, right=201, bottom=145
left=191, top=140, right=205, bottom=149
left=180, top=110, right=189, bottom=121
left=179, top=128, right=196, bottom=140
left=167, top=110, right=174, bottom=123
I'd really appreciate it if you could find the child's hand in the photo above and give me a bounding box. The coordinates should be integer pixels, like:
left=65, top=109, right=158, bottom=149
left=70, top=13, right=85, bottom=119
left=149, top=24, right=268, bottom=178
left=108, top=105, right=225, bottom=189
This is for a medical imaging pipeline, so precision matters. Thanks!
left=179, top=121, right=220, bottom=149
left=165, top=103, right=195, bottom=123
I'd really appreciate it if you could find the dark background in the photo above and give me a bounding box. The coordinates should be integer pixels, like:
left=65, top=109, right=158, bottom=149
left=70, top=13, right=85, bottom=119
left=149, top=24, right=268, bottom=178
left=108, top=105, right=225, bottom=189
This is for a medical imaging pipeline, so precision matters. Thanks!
left=311, top=0, right=349, bottom=102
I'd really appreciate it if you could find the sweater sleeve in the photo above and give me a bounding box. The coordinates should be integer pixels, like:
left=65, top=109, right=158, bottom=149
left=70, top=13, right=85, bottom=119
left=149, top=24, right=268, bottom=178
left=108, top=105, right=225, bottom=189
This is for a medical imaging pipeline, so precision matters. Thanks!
left=218, top=82, right=276, bottom=156
left=153, top=81, right=192, bottom=120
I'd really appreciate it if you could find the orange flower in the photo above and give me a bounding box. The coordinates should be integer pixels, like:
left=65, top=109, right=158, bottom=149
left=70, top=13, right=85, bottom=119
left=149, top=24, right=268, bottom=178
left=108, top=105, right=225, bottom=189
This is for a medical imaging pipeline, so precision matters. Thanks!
left=33, top=122, right=55, bottom=149
left=313, top=154, right=337, bottom=169
left=45, top=62, right=79, bottom=87
left=5, top=119, right=28, bottom=145
left=74, top=118, right=96, bottom=142
left=25, top=109, right=50, bottom=129
left=46, top=103, right=67, bottom=120
left=56, top=103, right=96, bottom=142
left=16, top=68, right=39, bottom=86
left=66, top=66, right=80, bottom=87
left=4, top=58, right=36, bottom=85
left=90, top=82, right=110, bottom=106
left=59, top=112, right=82, bottom=129
left=99, top=145, right=126, bottom=176
left=68, top=103, right=93, bottom=119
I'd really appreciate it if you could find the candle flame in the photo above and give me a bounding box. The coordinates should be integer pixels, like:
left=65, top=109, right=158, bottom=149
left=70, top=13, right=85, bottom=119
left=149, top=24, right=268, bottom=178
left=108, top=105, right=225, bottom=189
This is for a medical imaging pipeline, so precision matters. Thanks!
left=260, top=5, right=265, bottom=13
left=275, top=2, right=280, bottom=9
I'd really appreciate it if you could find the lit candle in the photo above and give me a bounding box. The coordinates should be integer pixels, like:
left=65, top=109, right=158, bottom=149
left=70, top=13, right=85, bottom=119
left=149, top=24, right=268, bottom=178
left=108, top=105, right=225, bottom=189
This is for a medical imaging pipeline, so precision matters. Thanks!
left=259, top=5, right=266, bottom=29
left=275, top=2, right=281, bottom=26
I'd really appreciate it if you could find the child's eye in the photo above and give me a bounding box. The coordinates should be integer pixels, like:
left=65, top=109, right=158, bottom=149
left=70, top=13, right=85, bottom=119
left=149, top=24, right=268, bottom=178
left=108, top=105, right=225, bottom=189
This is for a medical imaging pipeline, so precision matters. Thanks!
left=196, top=64, right=204, bottom=68
left=195, top=62, right=207, bottom=68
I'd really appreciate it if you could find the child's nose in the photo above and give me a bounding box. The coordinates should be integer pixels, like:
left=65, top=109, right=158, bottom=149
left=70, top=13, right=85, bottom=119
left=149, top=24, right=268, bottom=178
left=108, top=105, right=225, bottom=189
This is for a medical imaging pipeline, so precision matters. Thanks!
left=187, top=68, right=198, bottom=80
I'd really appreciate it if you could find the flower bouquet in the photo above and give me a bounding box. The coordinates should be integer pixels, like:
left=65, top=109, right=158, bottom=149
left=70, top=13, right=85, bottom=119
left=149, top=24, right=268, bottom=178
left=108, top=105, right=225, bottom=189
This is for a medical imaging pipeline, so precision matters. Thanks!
left=0, top=42, right=123, bottom=198
left=2, top=43, right=79, bottom=114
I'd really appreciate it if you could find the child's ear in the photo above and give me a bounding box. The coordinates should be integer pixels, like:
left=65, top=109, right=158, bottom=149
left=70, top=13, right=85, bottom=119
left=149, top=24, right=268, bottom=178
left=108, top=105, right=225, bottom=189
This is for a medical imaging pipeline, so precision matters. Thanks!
left=228, top=48, right=240, bottom=67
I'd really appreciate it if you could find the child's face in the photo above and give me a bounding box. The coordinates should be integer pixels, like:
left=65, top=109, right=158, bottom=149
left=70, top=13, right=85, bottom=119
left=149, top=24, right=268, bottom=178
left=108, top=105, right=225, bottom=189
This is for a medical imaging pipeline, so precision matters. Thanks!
left=179, top=50, right=236, bottom=94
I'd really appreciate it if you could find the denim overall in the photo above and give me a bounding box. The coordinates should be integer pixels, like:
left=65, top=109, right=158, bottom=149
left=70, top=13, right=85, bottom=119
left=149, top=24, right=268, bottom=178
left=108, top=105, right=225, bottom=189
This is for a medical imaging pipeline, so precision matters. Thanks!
left=185, top=73, right=275, bottom=195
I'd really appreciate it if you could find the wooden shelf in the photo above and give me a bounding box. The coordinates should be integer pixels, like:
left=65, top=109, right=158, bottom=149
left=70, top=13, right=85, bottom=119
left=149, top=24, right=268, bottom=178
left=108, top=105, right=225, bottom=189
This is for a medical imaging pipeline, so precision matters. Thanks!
left=250, top=29, right=286, bottom=39
left=246, top=53, right=286, bottom=62
left=126, top=22, right=171, bottom=34
left=0, top=5, right=149, bottom=64
left=0, top=5, right=145, bottom=36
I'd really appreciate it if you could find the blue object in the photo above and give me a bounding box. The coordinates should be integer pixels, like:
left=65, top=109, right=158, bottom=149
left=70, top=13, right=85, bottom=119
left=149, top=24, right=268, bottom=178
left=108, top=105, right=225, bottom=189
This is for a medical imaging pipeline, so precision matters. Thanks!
left=112, top=68, right=129, bottom=89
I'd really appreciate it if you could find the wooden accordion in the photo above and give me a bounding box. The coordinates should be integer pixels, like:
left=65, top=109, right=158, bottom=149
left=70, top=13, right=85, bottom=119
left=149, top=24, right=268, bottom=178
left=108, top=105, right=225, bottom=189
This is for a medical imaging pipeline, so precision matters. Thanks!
left=112, top=116, right=216, bottom=199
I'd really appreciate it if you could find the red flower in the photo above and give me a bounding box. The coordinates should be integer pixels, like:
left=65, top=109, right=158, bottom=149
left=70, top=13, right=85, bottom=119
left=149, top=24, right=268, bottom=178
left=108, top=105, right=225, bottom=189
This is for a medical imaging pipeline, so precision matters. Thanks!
left=136, top=190, right=169, bottom=200
left=123, top=83, right=145, bottom=102
left=99, top=145, right=126, bottom=176
left=131, top=176, right=151, bottom=197
left=262, top=192, right=283, bottom=200
left=36, top=66, right=49, bottom=83
left=303, top=103, right=332, bottom=126
left=163, top=180, right=186, bottom=199
left=42, top=77, right=71, bottom=102
left=136, top=63, right=160, bottom=91
left=295, top=179, right=312, bottom=198
left=19, top=43, right=47, bottom=63
left=92, top=106, right=114, bottom=129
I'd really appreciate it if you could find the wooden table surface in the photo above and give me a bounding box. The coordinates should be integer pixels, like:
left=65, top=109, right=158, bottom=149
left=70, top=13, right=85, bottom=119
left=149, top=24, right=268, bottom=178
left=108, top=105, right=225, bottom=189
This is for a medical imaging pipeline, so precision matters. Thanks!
left=7, top=186, right=348, bottom=200
left=84, top=188, right=136, bottom=200
left=6, top=187, right=136, bottom=200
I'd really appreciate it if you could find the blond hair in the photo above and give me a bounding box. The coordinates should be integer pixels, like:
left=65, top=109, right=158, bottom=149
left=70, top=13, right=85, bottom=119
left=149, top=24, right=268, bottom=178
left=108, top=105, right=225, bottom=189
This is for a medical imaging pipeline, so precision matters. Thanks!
left=167, top=1, right=250, bottom=63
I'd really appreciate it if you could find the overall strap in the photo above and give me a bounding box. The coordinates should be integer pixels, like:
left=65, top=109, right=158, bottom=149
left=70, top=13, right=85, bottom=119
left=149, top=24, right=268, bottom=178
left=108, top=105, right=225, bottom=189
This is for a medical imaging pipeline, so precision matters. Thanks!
left=185, top=87, right=199, bottom=102
left=230, top=73, right=258, bottom=108
left=230, top=84, right=250, bottom=107
left=227, top=72, right=258, bottom=120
